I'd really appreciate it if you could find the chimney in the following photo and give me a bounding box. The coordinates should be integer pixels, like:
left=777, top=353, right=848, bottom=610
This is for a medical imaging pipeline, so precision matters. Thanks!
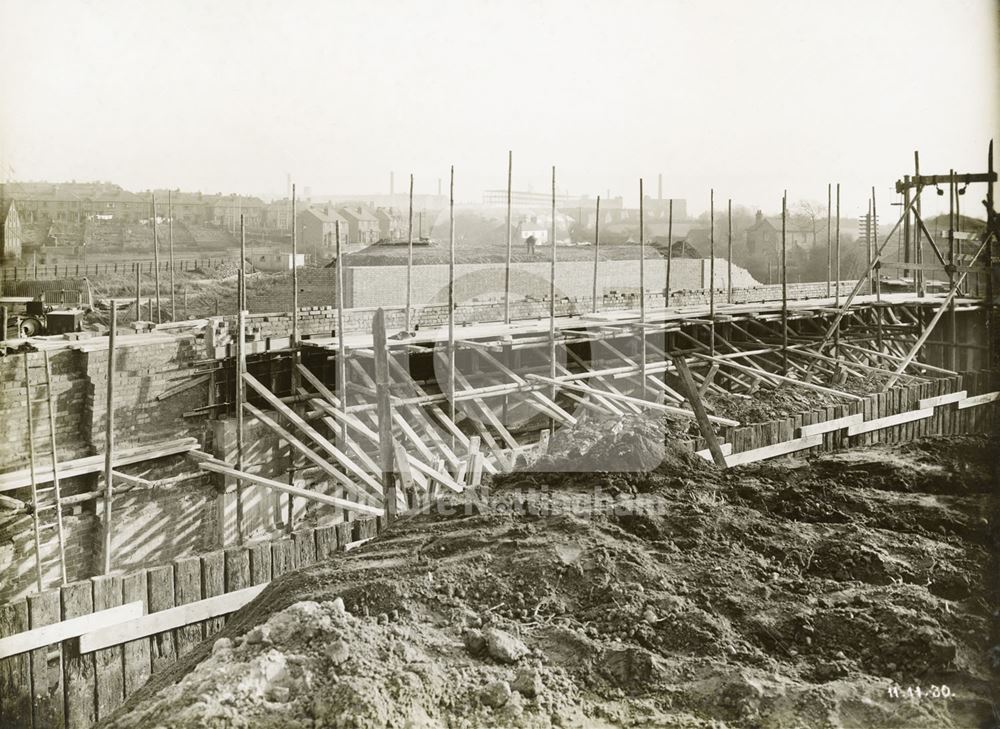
left=658, top=174, right=662, bottom=201
left=755, top=210, right=763, bottom=224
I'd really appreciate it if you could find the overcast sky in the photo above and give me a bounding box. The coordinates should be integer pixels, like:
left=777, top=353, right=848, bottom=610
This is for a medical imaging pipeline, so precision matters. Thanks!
left=1, top=0, right=997, bottom=219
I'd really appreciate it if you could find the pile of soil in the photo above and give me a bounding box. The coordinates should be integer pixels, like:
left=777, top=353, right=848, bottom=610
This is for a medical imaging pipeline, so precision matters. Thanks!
left=101, top=424, right=998, bottom=729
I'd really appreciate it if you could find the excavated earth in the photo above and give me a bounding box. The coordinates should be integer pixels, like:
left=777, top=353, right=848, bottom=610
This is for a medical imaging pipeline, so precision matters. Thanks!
left=100, top=419, right=998, bottom=729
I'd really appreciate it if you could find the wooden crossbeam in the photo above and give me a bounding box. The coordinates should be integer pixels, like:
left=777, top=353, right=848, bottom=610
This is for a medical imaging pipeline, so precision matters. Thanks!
left=242, top=372, right=383, bottom=493
left=526, top=374, right=740, bottom=426
left=0, top=601, right=145, bottom=659
left=692, top=353, right=864, bottom=402
left=199, top=460, right=384, bottom=516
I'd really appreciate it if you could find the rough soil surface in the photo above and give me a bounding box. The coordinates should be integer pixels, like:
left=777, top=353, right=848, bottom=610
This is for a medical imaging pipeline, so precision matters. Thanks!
left=100, top=425, right=997, bottom=729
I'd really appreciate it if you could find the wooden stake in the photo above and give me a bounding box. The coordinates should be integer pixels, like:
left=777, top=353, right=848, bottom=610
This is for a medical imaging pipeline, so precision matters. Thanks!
left=372, top=308, right=397, bottom=521
left=23, top=355, right=44, bottom=592
left=152, top=193, right=161, bottom=323
left=709, top=189, right=715, bottom=320
left=239, top=214, right=246, bottom=313
left=669, top=356, right=727, bottom=467
left=101, top=308, right=116, bottom=573
left=406, top=173, right=414, bottom=332
left=168, top=190, right=175, bottom=321
left=592, top=195, right=600, bottom=313
left=504, top=151, right=512, bottom=324
left=873, top=186, right=883, bottom=350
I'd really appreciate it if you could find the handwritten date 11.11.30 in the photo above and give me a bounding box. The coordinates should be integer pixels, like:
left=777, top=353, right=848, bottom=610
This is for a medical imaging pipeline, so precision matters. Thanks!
left=887, top=685, right=952, bottom=700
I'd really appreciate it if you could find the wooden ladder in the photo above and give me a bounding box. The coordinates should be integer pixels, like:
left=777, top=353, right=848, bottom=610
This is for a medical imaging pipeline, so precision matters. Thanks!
left=23, top=350, right=68, bottom=591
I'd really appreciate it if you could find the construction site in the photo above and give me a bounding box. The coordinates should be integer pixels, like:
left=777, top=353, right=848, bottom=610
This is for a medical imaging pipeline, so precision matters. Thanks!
left=0, top=138, right=996, bottom=729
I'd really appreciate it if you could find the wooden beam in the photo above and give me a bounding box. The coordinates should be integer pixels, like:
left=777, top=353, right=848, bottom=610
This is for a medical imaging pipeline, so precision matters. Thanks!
left=242, top=372, right=383, bottom=493
left=0, top=602, right=144, bottom=659
left=198, top=460, right=384, bottom=516
left=526, top=374, right=740, bottom=427
left=372, top=309, right=397, bottom=522
left=80, top=585, right=266, bottom=654
left=670, top=356, right=728, bottom=468
left=693, top=353, right=864, bottom=401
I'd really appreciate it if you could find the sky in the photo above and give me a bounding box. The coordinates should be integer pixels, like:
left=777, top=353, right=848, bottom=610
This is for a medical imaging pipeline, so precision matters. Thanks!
left=1, top=0, right=997, bottom=219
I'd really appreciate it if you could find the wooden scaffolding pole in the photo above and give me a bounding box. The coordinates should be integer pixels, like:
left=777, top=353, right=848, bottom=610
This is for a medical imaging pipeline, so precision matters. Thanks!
left=549, top=166, right=557, bottom=409
left=134, top=263, right=140, bottom=322
left=152, top=193, right=161, bottom=323
left=23, top=355, right=44, bottom=592
left=666, top=199, right=673, bottom=305
left=101, top=308, right=117, bottom=574
left=448, top=166, right=456, bottom=433
left=781, top=191, right=788, bottom=374
left=639, top=178, right=647, bottom=397
left=372, top=308, right=397, bottom=522
left=727, top=198, right=733, bottom=304
left=826, top=183, right=831, bottom=297
left=168, top=190, right=175, bottom=321
left=239, top=214, right=247, bottom=313
left=592, top=195, right=600, bottom=313
left=504, top=151, right=512, bottom=324
left=235, top=276, right=246, bottom=544
left=291, top=183, right=298, bottom=346
left=406, top=173, right=414, bottom=332
left=335, top=220, right=348, bottom=444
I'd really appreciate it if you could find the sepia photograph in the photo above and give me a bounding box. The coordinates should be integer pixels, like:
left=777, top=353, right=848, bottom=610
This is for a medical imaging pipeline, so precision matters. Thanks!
left=0, top=0, right=997, bottom=727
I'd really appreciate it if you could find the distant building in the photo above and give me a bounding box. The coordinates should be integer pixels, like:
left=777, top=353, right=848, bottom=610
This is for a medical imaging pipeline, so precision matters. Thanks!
left=211, top=195, right=266, bottom=231
left=296, top=206, right=349, bottom=256
left=0, top=182, right=146, bottom=223
left=336, top=205, right=380, bottom=246
left=263, top=198, right=298, bottom=231
left=246, top=247, right=305, bottom=272
left=374, top=207, right=407, bottom=242
left=745, top=210, right=815, bottom=257
left=143, top=190, right=213, bottom=225
left=1, top=201, right=22, bottom=261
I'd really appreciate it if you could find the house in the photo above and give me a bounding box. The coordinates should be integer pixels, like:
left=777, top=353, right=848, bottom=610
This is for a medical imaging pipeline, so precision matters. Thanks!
left=211, top=195, right=266, bottom=230
left=336, top=205, right=380, bottom=246
left=374, top=207, right=407, bottom=242
left=264, top=199, right=298, bottom=231
left=296, top=206, right=349, bottom=257
left=0, top=201, right=23, bottom=261
left=745, top=210, right=816, bottom=257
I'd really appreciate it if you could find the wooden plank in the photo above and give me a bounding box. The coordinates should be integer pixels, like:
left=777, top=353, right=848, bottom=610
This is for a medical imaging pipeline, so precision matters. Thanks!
left=199, top=552, right=224, bottom=637
left=314, top=524, right=339, bottom=560
left=670, top=356, right=728, bottom=467
left=270, top=538, right=295, bottom=578
left=293, top=529, right=317, bottom=567
left=724, top=434, right=824, bottom=466
left=146, top=565, right=176, bottom=674
left=91, top=576, right=125, bottom=721
left=173, top=558, right=204, bottom=658
left=224, top=548, right=250, bottom=594
left=79, top=585, right=268, bottom=654
left=199, top=461, right=384, bottom=517
left=956, top=391, right=999, bottom=409
left=0, top=599, right=31, bottom=729
left=61, top=581, right=96, bottom=728
left=846, top=407, right=935, bottom=436
left=249, top=542, right=272, bottom=586
left=120, top=571, right=150, bottom=697
left=0, top=599, right=145, bottom=661
left=27, top=590, right=63, bottom=729
left=242, top=373, right=383, bottom=493
left=694, top=442, right=734, bottom=461
left=798, top=413, right=863, bottom=438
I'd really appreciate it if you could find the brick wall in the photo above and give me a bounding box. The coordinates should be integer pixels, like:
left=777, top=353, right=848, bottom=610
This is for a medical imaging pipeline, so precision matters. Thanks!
left=246, top=268, right=337, bottom=314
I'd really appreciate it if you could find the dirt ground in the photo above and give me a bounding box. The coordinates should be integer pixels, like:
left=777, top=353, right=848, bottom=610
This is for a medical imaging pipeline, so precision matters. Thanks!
left=100, top=422, right=997, bottom=729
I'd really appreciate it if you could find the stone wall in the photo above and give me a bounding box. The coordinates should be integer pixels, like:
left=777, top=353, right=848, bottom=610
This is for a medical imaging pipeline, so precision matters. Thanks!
left=345, top=258, right=759, bottom=309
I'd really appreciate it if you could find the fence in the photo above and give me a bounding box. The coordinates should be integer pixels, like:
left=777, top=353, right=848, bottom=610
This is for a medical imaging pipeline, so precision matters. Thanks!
left=0, top=258, right=233, bottom=282
left=0, top=515, right=382, bottom=729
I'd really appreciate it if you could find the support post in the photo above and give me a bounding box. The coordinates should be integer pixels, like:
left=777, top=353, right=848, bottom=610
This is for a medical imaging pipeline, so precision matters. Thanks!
left=727, top=197, right=733, bottom=304
left=549, top=166, right=557, bottom=409
left=504, top=151, right=512, bottom=324
left=406, top=173, right=414, bottom=332
left=948, top=170, right=957, bottom=370
left=291, top=183, right=298, bottom=346
left=235, top=279, right=246, bottom=544
left=592, top=195, right=600, bottom=313
left=448, top=166, right=457, bottom=436
left=915, top=151, right=925, bottom=296
left=834, top=183, right=841, bottom=358
left=873, top=186, right=882, bottom=350
left=1, top=305, right=6, bottom=352
left=239, top=214, right=247, bottom=313
left=168, top=189, right=175, bottom=321
left=372, top=308, right=397, bottom=521
left=101, top=307, right=116, bottom=573
left=826, top=183, right=831, bottom=297
left=666, top=199, right=673, bottom=305
left=670, top=356, right=727, bottom=468
left=709, top=188, right=715, bottom=319
left=639, top=178, right=647, bottom=396
left=781, top=191, right=788, bottom=375
left=152, top=193, right=161, bottom=323
left=335, top=220, right=348, bottom=444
